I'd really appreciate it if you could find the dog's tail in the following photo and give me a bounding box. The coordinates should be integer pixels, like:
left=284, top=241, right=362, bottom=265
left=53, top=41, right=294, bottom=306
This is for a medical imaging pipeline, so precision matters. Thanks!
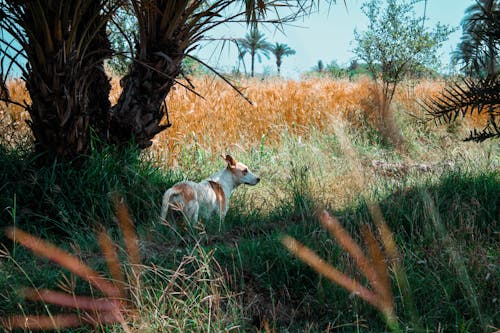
left=161, top=188, right=177, bottom=221
left=160, top=187, right=184, bottom=222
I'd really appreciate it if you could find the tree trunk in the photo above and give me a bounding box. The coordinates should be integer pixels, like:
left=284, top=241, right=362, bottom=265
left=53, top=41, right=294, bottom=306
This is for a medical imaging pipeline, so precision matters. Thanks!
left=109, top=44, right=183, bottom=148
left=377, top=82, right=406, bottom=152
left=24, top=2, right=111, bottom=160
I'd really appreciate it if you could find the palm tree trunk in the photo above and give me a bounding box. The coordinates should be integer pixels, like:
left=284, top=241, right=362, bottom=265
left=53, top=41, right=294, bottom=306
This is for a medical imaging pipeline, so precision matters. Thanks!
left=24, top=2, right=112, bottom=159
left=109, top=48, right=183, bottom=148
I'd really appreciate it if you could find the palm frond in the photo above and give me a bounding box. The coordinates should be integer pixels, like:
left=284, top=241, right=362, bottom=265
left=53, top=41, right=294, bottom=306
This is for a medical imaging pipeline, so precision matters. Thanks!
left=422, top=75, right=500, bottom=142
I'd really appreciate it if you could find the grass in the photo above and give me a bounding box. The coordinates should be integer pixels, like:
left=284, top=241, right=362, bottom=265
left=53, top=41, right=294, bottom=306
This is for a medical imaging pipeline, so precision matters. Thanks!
left=0, top=76, right=499, bottom=332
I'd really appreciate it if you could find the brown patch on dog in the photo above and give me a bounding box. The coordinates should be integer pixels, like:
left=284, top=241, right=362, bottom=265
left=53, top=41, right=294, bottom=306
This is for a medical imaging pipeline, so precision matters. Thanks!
left=209, top=180, right=226, bottom=211
left=173, top=183, right=196, bottom=203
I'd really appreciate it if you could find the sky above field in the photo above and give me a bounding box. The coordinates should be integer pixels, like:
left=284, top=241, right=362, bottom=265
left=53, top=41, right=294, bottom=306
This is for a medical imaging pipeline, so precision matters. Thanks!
left=195, top=0, right=472, bottom=79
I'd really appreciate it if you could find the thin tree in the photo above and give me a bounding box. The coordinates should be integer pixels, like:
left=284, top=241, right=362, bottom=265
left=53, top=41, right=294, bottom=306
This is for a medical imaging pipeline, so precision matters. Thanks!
left=238, top=28, right=272, bottom=77
left=353, top=0, right=453, bottom=148
left=270, top=42, right=295, bottom=76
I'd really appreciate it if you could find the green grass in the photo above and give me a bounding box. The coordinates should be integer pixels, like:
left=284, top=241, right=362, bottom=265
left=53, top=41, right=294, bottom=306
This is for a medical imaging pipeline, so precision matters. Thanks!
left=0, top=122, right=498, bottom=332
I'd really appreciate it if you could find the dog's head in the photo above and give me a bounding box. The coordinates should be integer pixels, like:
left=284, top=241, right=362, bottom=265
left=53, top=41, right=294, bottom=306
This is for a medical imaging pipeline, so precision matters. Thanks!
left=222, top=154, right=260, bottom=186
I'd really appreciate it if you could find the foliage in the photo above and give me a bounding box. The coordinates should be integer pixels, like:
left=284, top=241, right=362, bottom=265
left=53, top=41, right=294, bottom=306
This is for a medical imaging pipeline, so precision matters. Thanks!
left=270, top=42, right=295, bottom=75
left=0, top=100, right=498, bottom=331
left=106, top=4, right=137, bottom=75
left=353, top=0, right=453, bottom=147
left=238, top=28, right=273, bottom=77
left=423, top=75, right=500, bottom=142
left=354, top=0, right=453, bottom=90
left=452, top=0, right=500, bottom=78
left=0, top=0, right=322, bottom=160
left=426, top=1, right=499, bottom=142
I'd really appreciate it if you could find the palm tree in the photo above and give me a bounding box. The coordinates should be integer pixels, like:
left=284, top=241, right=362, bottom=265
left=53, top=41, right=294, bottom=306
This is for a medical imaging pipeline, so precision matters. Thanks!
left=0, top=1, right=113, bottom=158
left=426, top=0, right=499, bottom=142
left=0, top=1, right=321, bottom=160
left=270, top=43, right=295, bottom=76
left=238, top=28, right=272, bottom=77
left=452, top=0, right=499, bottom=78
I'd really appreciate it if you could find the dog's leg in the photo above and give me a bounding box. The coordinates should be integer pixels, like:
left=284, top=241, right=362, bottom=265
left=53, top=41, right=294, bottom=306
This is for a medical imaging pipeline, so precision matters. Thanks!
left=184, top=201, right=199, bottom=225
left=160, top=189, right=173, bottom=222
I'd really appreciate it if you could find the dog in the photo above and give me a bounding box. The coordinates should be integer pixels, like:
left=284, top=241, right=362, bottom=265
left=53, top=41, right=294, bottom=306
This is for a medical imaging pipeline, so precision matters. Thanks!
left=160, top=154, right=260, bottom=225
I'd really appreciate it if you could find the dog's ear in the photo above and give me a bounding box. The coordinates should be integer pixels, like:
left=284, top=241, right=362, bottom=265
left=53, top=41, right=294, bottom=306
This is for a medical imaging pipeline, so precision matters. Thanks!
left=222, top=154, right=236, bottom=168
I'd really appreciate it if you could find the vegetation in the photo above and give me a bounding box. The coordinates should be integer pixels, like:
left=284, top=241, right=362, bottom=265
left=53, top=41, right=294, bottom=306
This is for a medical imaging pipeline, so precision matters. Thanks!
left=353, top=0, right=453, bottom=147
left=0, top=0, right=315, bottom=159
left=1, top=76, right=498, bottom=332
left=452, top=0, right=499, bottom=77
left=238, top=28, right=273, bottom=77
left=0, top=0, right=498, bottom=331
left=270, top=43, right=296, bottom=76
left=426, top=0, right=499, bottom=142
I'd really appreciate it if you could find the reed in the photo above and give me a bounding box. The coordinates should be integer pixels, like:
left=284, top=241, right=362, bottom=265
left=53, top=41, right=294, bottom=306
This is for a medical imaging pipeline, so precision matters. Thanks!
left=2, top=75, right=486, bottom=160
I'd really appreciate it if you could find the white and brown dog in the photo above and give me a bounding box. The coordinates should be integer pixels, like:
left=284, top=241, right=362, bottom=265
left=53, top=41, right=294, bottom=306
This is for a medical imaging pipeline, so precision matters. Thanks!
left=160, top=154, right=260, bottom=224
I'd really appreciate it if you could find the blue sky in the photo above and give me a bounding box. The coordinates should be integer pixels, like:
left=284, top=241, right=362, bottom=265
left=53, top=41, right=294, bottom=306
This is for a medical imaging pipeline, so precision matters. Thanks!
left=195, top=0, right=472, bottom=78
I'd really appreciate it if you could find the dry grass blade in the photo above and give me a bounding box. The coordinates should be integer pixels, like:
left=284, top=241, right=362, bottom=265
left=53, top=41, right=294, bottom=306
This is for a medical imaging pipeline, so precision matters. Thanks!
left=1, top=314, right=85, bottom=330
left=367, top=203, right=400, bottom=260
left=281, top=235, right=379, bottom=308
left=0, top=199, right=143, bottom=331
left=360, top=225, right=393, bottom=313
left=1, top=312, right=121, bottom=331
left=4, top=227, right=121, bottom=299
left=97, top=229, right=127, bottom=299
left=113, top=196, right=141, bottom=267
left=282, top=210, right=401, bottom=331
left=318, top=210, right=386, bottom=300
left=113, top=195, right=142, bottom=295
left=20, top=288, right=120, bottom=313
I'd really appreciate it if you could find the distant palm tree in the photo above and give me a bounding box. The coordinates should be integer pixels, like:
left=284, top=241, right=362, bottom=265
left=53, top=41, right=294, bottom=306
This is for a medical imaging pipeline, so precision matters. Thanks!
left=270, top=43, right=296, bottom=76
left=238, top=28, right=272, bottom=77
left=316, top=60, right=325, bottom=73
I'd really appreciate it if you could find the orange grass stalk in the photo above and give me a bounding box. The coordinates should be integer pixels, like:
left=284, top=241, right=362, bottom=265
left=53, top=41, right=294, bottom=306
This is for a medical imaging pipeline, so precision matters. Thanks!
left=367, top=203, right=400, bottom=261
left=318, top=210, right=388, bottom=301
left=367, top=203, right=420, bottom=330
left=113, top=196, right=141, bottom=268
left=281, top=235, right=379, bottom=308
left=2, top=312, right=121, bottom=330
left=113, top=196, right=141, bottom=297
left=4, top=227, right=121, bottom=299
left=360, top=226, right=393, bottom=313
left=97, top=229, right=127, bottom=298
left=282, top=210, right=400, bottom=330
left=20, top=288, right=120, bottom=313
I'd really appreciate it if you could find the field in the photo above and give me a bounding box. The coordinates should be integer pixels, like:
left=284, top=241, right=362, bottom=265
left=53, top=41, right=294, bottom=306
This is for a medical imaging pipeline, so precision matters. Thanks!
left=0, top=76, right=498, bottom=332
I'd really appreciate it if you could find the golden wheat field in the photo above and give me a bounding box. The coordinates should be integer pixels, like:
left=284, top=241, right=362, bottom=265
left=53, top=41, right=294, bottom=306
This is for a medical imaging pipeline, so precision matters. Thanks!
left=0, top=76, right=486, bottom=161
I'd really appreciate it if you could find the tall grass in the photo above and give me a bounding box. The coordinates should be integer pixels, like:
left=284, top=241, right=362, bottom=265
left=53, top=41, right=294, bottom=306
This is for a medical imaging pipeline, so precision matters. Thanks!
left=0, top=75, right=498, bottom=332
left=1, top=75, right=489, bottom=160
